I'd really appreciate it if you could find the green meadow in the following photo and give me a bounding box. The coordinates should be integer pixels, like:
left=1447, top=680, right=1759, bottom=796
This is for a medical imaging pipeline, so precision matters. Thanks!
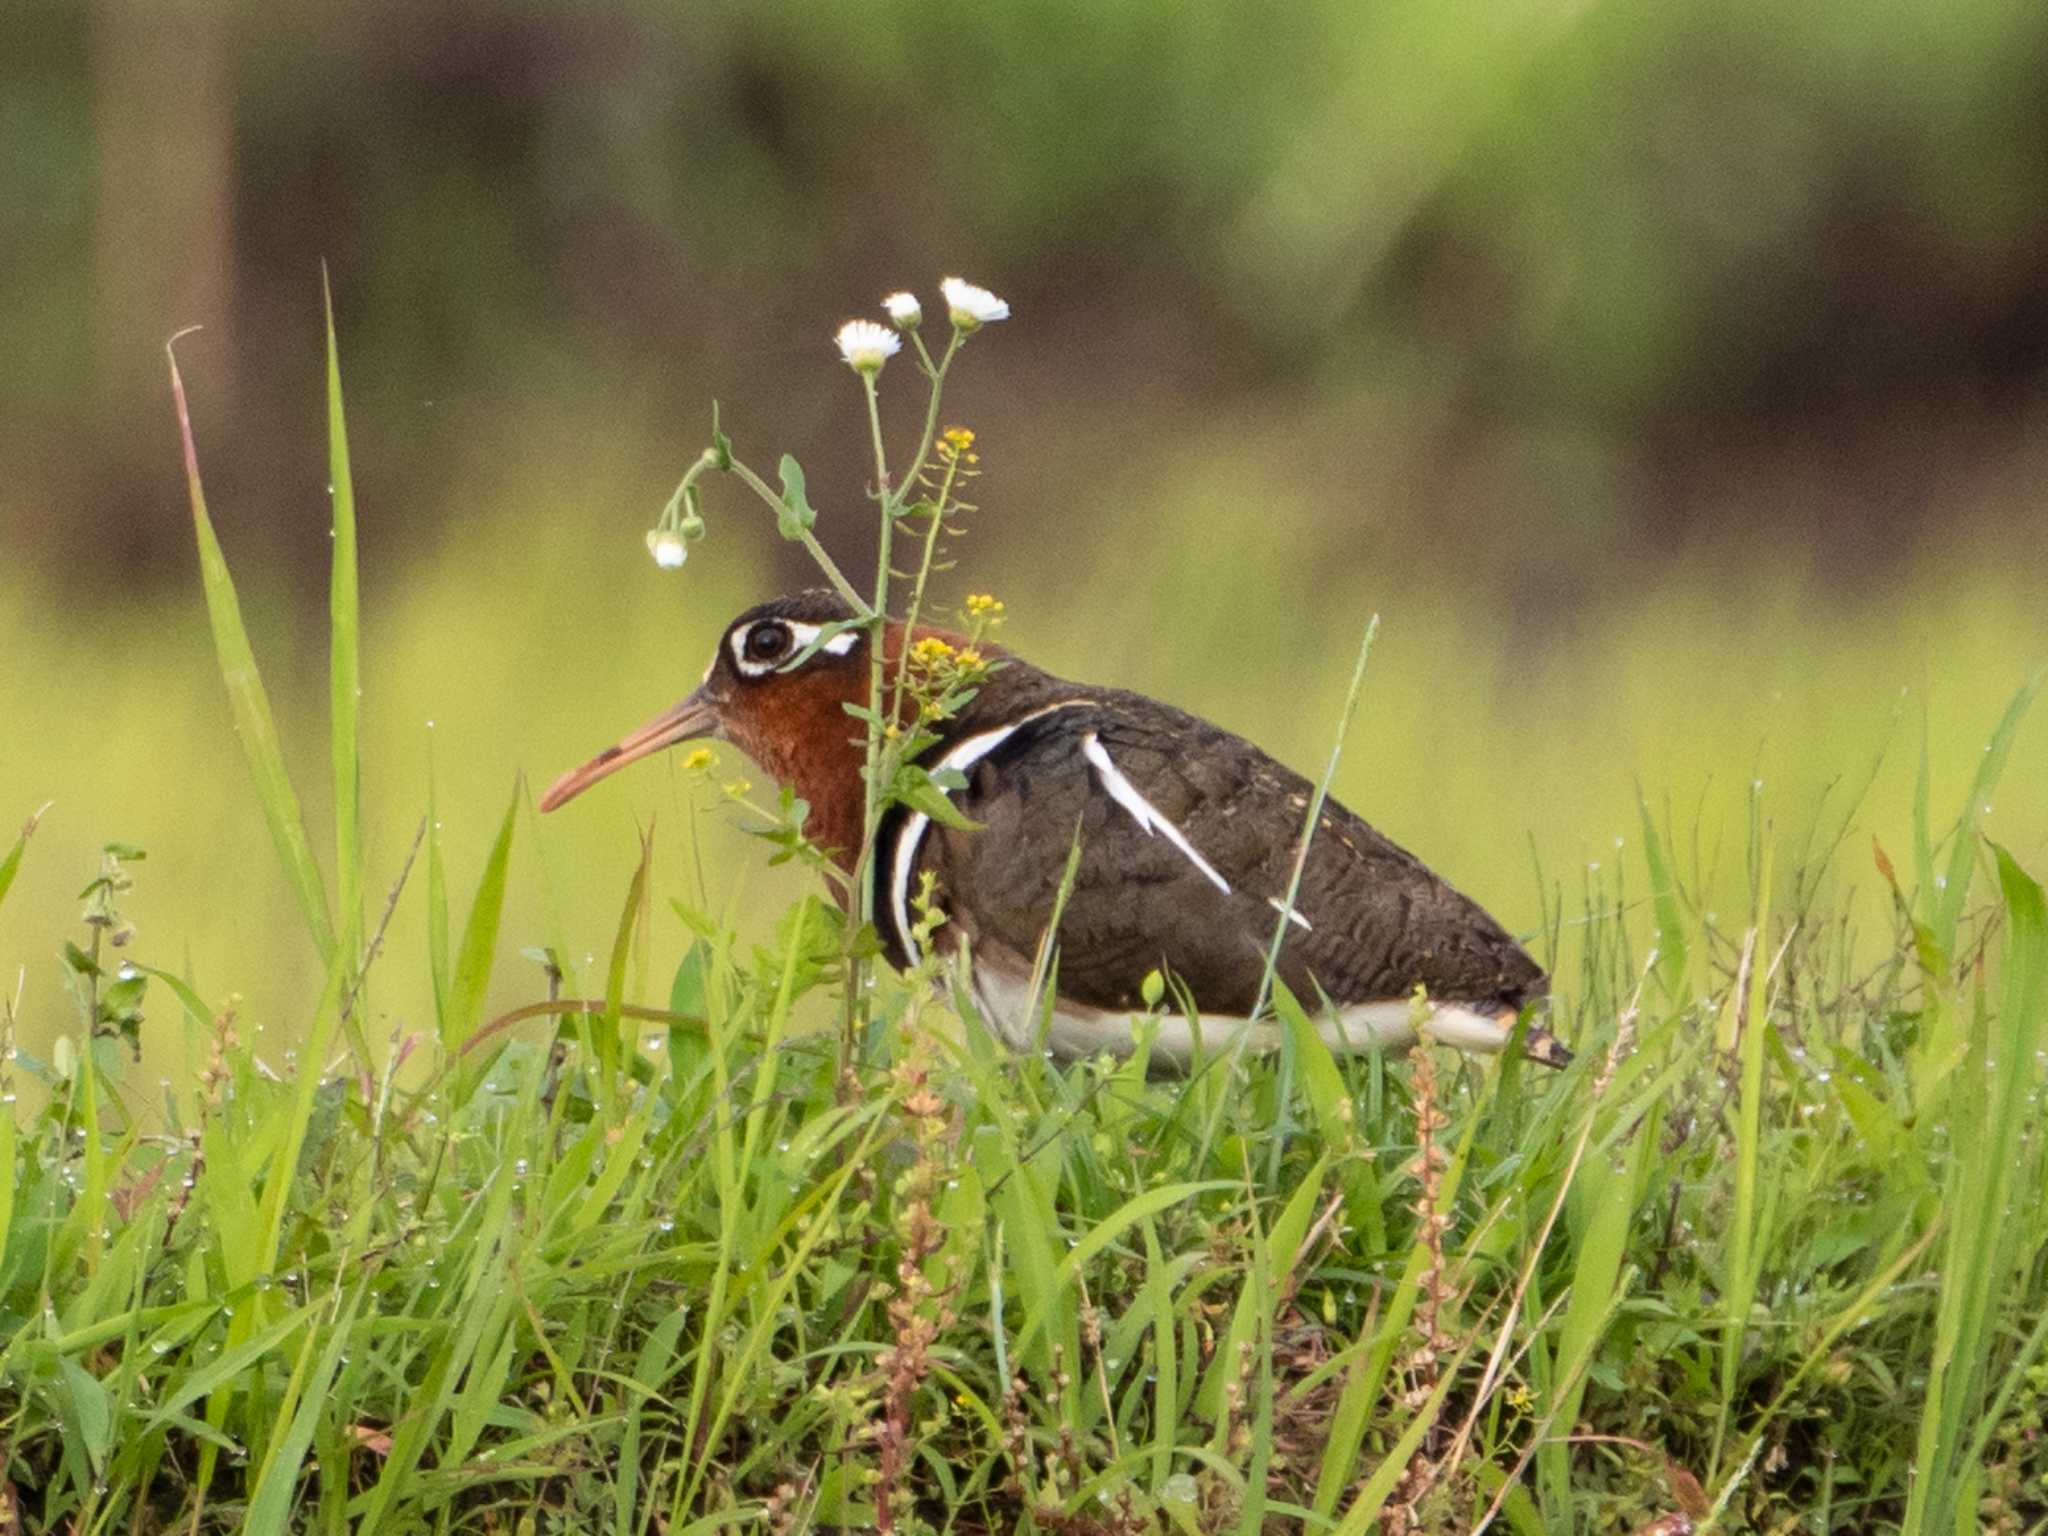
left=3, top=305, right=2047, bottom=1536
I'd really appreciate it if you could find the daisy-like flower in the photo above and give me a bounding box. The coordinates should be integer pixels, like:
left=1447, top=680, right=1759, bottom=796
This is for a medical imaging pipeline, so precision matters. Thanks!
left=835, top=318, right=900, bottom=375
left=941, top=277, right=1009, bottom=331
left=645, top=527, right=687, bottom=568
left=883, top=291, right=922, bottom=330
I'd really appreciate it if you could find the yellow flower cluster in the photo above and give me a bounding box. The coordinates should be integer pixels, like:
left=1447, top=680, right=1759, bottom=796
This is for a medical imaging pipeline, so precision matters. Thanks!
left=964, top=592, right=1004, bottom=620
left=937, top=425, right=980, bottom=465
left=908, top=635, right=957, bottom=667
left=682, top=747, right=715, bottom=771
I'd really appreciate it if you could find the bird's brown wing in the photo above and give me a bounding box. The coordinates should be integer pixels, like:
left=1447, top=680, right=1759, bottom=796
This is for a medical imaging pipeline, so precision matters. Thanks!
left=906, top=697, right=1545, bottom=1017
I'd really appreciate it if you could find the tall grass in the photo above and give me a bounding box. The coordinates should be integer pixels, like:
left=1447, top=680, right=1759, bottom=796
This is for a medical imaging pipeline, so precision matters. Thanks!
left=0, top=311, right=2045, bottom=1534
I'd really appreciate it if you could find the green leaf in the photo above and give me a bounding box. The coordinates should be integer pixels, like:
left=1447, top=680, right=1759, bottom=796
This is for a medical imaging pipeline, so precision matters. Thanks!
left=895, top=766, right=980, bottom=831
left=776, top=454, right=815, bottom=539
left=166, top=334, right=337, bottom=967
left=57, top=1356, right=113, bottom=1468
left=710, top=402, right=733, bottom=470
left=442, top=781, right=519, bottom=1058
left=669, top=940, right=712, bottom=1017
left=780, top=617, right=863, bottom=671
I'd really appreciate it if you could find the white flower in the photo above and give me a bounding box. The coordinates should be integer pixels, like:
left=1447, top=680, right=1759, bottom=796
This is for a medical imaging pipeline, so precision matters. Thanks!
left=883, top=291, right=922, bottom=329
left=835, top=318, right=901, bottom=375
left=645, top=527, right=688, bottom=568
left=941, top=277, right=1010, bottom=331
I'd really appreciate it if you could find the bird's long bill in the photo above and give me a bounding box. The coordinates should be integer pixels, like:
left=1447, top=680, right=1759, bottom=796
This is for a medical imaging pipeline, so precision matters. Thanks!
left=538, top=688, right=720, bottom=812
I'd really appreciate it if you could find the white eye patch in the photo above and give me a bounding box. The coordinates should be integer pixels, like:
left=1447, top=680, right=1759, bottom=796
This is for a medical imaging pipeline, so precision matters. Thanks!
left=730, top=619, right=862, bottom=678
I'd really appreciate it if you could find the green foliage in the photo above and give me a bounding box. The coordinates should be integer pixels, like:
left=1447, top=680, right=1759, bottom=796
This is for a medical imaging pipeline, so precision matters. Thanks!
left=10, top=799, right=2046, bottom=1531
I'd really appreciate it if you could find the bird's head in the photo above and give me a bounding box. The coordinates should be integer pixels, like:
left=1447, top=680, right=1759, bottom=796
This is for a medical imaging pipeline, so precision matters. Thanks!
left=540, top=590, right=981, bottom=869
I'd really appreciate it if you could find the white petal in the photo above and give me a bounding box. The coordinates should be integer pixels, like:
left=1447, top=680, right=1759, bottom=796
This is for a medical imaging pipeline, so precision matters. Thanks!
left=835, top=318, right=902, bottom=370
left=940, top=276, right=1010, bottom=326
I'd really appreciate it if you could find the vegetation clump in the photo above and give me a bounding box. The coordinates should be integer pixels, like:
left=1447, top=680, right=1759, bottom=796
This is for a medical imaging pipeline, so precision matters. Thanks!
left=0, top=287, right=2043, bottom=1534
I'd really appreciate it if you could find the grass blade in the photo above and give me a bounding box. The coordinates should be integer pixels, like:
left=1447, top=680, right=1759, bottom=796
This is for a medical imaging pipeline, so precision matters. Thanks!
left=244, top=1285, right=363, bottom=1532
left=1903, top=843, right=2047, bottom=1534
left=1930, top=665, right=2044, bottom=964
left=1715, top=829, right=1773, bottom=1471
left=166, top=331, right=336, bottom=967
left=1638, top=790, right=1690, bottom=1006
left=427, top=726, right=451, bottom=1027
left=0, top=803, right=47, bottom=914
left=443, top=779, right=520, bottom=1059
left=324, top=273, right=365, bottom=1003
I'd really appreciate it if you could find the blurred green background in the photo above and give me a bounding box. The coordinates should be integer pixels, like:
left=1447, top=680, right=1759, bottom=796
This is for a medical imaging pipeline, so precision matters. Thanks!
left=4, top=0, right=2045, bottom=1078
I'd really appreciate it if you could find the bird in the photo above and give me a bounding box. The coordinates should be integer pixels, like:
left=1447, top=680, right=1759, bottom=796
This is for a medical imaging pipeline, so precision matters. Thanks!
left=540, top=590, right=1570, bottom=1070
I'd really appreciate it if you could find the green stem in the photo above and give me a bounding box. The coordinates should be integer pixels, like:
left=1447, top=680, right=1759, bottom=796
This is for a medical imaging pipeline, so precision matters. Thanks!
left=840, top=372, right=897, bottom=1060
left=721, top=459, right=873, bottom=617
left=894, top=332, right=961, bottom=515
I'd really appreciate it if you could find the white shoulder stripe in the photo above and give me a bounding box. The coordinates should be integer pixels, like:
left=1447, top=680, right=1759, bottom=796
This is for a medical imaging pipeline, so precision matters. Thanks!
left=1081, top=731, right=1232, bottom=896
left=887, top=701, right=1092, bottom=964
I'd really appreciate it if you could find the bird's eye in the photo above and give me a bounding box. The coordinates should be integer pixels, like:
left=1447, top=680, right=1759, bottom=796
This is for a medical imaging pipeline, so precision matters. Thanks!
left=742, top=621, right=792, bottom=665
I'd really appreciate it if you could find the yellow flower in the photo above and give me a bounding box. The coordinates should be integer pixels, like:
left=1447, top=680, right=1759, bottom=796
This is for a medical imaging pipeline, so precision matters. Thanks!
left=955, top=647, right=985, bottom=669
left=964, top=593, right=1004, bottom=618
left=941, top=426, right=976, bottom=452
left=682, top=747, right=714, bottom=771
left=909, top=635, right=957, bottom=667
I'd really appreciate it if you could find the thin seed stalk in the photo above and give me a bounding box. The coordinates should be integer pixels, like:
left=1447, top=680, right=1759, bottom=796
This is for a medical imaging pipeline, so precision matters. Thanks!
left=892, top=453, right=964, bottom=707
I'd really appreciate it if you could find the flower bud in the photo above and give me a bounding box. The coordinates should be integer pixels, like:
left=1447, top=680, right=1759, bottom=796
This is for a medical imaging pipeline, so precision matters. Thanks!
left=882, top=291, right=922, bottom=330
left=645, top=527, right=688, bottom=568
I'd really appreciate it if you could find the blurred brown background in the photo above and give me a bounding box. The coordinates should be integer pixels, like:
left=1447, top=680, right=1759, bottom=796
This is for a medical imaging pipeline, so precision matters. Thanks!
left=4, top=0, right=2046, bottom=1066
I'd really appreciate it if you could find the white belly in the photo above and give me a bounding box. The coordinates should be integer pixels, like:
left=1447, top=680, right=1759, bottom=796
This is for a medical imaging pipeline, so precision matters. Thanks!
left=963, top=962, right=1513, bottom=1067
